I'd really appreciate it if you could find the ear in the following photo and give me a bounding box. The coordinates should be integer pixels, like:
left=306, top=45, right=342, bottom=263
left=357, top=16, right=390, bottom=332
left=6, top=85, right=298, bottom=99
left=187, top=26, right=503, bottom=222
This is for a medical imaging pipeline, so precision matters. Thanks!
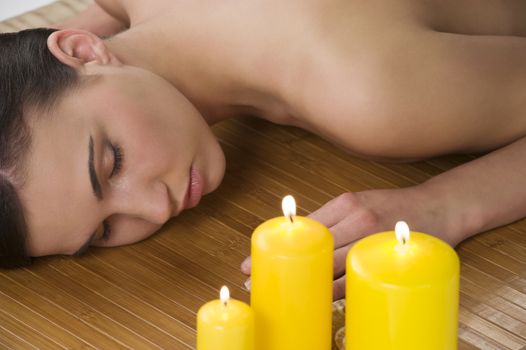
left=47, top=29, right=120, bottom=70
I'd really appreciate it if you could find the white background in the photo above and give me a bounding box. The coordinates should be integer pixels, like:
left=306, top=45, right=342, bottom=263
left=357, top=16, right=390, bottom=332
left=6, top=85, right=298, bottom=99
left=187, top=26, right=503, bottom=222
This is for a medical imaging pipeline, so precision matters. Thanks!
left=0, top=1, right=56, bottom=21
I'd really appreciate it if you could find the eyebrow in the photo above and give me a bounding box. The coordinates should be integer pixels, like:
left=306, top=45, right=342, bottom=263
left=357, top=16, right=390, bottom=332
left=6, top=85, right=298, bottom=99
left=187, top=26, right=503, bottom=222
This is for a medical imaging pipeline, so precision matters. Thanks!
left=89, top=136, right=103, bottom=201
left=79, top=137, right=102, bottom=256
left=73, top=232, right=96, bottom=256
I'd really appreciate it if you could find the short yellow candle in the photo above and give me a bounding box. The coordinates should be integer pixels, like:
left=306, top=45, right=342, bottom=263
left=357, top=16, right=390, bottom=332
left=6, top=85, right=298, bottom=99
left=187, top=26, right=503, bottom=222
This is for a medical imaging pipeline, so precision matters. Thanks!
left=197, top=286, right=255, bottom=350
left=346, top=221, right=460, bottom=350
left=251, top=195, right=334, bottom=350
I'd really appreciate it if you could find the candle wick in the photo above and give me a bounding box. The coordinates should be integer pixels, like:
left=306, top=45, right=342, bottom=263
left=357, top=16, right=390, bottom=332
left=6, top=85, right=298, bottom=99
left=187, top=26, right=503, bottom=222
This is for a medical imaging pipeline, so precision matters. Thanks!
left=402, top=237, right=406, bottom=245
left=223, top=301, right=228, bottom=307
left=289, top=215, right=294, bottom=223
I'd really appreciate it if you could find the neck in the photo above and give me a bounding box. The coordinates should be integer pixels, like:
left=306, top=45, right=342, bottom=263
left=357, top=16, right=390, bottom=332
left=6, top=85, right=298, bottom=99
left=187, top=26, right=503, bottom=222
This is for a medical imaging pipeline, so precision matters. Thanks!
left=104, top=24, right=294, bottom=125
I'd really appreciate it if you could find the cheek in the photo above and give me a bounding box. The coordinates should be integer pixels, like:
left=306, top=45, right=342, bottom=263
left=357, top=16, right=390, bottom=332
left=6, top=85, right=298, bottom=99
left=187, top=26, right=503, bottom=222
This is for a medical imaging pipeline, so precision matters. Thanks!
left=98, top=216, right=160, bottom=247
left=108, top=92, right=207, bottom=175
left=116, top=113, right=184, bottom=169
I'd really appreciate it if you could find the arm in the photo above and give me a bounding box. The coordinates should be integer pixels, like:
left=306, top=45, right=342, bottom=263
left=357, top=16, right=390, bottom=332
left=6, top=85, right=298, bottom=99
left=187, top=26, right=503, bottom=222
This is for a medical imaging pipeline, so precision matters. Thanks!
left=53, top=2, right=127, bottom=38
left=241, top=137, right=526, bottom=299
left=420, top=136, right=526, bottom=245
left=316, top=135, right=526, bottom=249
left=324, top=137, right=526, bottom=298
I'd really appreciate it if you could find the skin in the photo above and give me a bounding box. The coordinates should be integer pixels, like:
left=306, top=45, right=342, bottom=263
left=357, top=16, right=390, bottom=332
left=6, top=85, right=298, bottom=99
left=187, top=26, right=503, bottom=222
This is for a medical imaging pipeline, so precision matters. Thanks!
left=19, top=0, right=526, bottom=299
left=21, top=37, right=226, bottom=256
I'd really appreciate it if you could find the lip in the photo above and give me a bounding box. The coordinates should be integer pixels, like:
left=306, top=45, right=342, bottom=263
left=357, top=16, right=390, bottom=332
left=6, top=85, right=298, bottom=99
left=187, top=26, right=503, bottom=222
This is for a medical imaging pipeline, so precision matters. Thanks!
left=183, top=166, right=204, bottom=210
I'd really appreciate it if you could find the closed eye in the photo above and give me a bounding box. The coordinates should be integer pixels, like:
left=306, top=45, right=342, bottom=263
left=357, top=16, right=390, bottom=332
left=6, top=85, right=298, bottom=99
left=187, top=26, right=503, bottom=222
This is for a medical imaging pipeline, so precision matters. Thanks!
left=102, top=142, right=123, bottom=243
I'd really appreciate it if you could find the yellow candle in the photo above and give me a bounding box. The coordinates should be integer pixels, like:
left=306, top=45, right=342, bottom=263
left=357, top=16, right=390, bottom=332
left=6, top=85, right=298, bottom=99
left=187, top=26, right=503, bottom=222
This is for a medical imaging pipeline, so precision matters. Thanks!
left=251, top=195, right=334, bottom=350
left=197, top=286, right=255, bottom=350
left=346, top=221, right=460, bottom=350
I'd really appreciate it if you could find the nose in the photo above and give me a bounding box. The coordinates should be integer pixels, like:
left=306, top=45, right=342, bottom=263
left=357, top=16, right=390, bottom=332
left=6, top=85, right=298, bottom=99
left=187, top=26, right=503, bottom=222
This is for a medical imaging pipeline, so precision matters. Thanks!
left=112, top=181, right=172, bottom=225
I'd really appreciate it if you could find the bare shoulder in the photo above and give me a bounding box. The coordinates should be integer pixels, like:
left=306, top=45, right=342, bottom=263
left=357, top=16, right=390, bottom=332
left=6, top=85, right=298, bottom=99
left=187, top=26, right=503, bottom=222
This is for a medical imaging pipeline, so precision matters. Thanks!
left=94, top=0, right=174, bottom=25
left=284, top=0, right=431, bottom=159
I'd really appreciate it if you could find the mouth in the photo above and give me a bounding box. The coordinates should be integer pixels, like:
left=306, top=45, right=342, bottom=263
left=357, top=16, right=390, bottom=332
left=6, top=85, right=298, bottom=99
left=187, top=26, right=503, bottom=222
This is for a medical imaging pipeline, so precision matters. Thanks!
left=182, top=166, right=204, bottom=211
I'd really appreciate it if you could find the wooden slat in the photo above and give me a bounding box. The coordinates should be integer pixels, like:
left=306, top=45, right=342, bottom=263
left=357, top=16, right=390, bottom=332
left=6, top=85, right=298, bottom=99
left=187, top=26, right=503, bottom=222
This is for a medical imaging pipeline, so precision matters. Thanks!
left=0, top=271, right=126, bottom=348
left=459, top=308, right=524, bottom=349
left=0, top=289, right=86, bottom=349
left=0, top=308, right=61, bottom=349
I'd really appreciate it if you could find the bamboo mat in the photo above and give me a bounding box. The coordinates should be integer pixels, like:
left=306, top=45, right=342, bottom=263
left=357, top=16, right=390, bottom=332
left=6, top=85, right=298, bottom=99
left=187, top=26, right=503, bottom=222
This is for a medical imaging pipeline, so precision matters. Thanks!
left=1, top=1, right=526, bottom=349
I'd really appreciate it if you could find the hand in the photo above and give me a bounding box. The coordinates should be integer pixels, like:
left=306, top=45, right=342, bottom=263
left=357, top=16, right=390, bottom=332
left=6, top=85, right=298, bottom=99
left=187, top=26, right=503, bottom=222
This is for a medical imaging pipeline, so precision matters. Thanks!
left=241, top=185, right=456, bottom=300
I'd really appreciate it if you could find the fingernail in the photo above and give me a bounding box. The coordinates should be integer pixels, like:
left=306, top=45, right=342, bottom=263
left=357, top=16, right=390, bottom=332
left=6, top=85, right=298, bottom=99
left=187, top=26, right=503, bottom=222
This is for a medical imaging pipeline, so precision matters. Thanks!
left=244, top=278, right=251, bottom=291
left=241, top=257, right=251, bottom=270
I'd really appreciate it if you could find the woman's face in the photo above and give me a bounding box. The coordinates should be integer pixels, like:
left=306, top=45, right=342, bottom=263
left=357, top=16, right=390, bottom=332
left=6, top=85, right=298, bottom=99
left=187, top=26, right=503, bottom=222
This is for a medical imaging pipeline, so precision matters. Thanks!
left=19, top=64, right=226, bottom=257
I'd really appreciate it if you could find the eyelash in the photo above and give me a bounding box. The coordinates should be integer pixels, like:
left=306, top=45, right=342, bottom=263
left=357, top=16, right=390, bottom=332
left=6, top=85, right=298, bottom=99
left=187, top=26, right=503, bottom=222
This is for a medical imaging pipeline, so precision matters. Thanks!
left=110, top=143, right=124, bottom=178
left=102, top=220, right=111, bottom=241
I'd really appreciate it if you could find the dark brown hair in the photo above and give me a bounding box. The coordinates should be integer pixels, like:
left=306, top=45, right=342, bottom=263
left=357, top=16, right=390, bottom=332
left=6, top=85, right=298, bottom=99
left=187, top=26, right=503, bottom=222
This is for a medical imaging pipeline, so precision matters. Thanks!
left=0, top=28, right=79, bottom=268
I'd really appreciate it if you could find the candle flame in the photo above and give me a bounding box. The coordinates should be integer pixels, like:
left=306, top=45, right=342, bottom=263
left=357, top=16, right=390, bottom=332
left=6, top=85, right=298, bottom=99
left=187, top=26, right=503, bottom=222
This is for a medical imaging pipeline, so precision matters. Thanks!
left=220, top=286, right=230, bottom=306
left=395, top=221, right=410, bottom=245
left=282, top=195, right=296, bottom=222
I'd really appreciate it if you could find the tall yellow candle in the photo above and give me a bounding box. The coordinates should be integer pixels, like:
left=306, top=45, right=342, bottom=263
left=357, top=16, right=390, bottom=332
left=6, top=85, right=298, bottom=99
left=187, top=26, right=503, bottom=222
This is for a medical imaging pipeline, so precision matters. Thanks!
left=251, top=195, right=334, bottom=350
left=197, top=286, right=255, bottom=350
left=346, top=221, right=460, bottom=350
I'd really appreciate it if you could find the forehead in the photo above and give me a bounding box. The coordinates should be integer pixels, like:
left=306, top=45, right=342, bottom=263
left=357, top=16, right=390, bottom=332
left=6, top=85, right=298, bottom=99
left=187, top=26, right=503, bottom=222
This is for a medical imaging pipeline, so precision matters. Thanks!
left=18, top=91, right=99, bottom=256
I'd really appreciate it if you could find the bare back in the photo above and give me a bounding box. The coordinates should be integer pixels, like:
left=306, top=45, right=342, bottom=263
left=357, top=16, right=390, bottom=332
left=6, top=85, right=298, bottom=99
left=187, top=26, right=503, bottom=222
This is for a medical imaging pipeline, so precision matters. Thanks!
left=97, top=0, right=526, bottom=160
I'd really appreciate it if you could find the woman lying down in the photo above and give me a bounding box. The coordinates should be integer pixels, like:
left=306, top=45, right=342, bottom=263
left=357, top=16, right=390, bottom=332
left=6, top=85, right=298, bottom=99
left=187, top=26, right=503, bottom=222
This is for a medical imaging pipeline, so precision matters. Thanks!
left=1, top=0, right=525, bottom=300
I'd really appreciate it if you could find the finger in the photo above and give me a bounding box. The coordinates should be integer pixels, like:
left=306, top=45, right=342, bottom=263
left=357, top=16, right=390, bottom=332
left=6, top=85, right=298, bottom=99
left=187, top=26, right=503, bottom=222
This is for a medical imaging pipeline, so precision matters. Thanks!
left=333, top=275, right=346, bottom=301
left=330, top=208, right=377, bottom=249
left=333, top=243, right=354, bottom=278
left=244, top=277, right=251, bottom=292
left=307, top=193, right=355, bottom=227
left=240, top=256, right=251, bottom=275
